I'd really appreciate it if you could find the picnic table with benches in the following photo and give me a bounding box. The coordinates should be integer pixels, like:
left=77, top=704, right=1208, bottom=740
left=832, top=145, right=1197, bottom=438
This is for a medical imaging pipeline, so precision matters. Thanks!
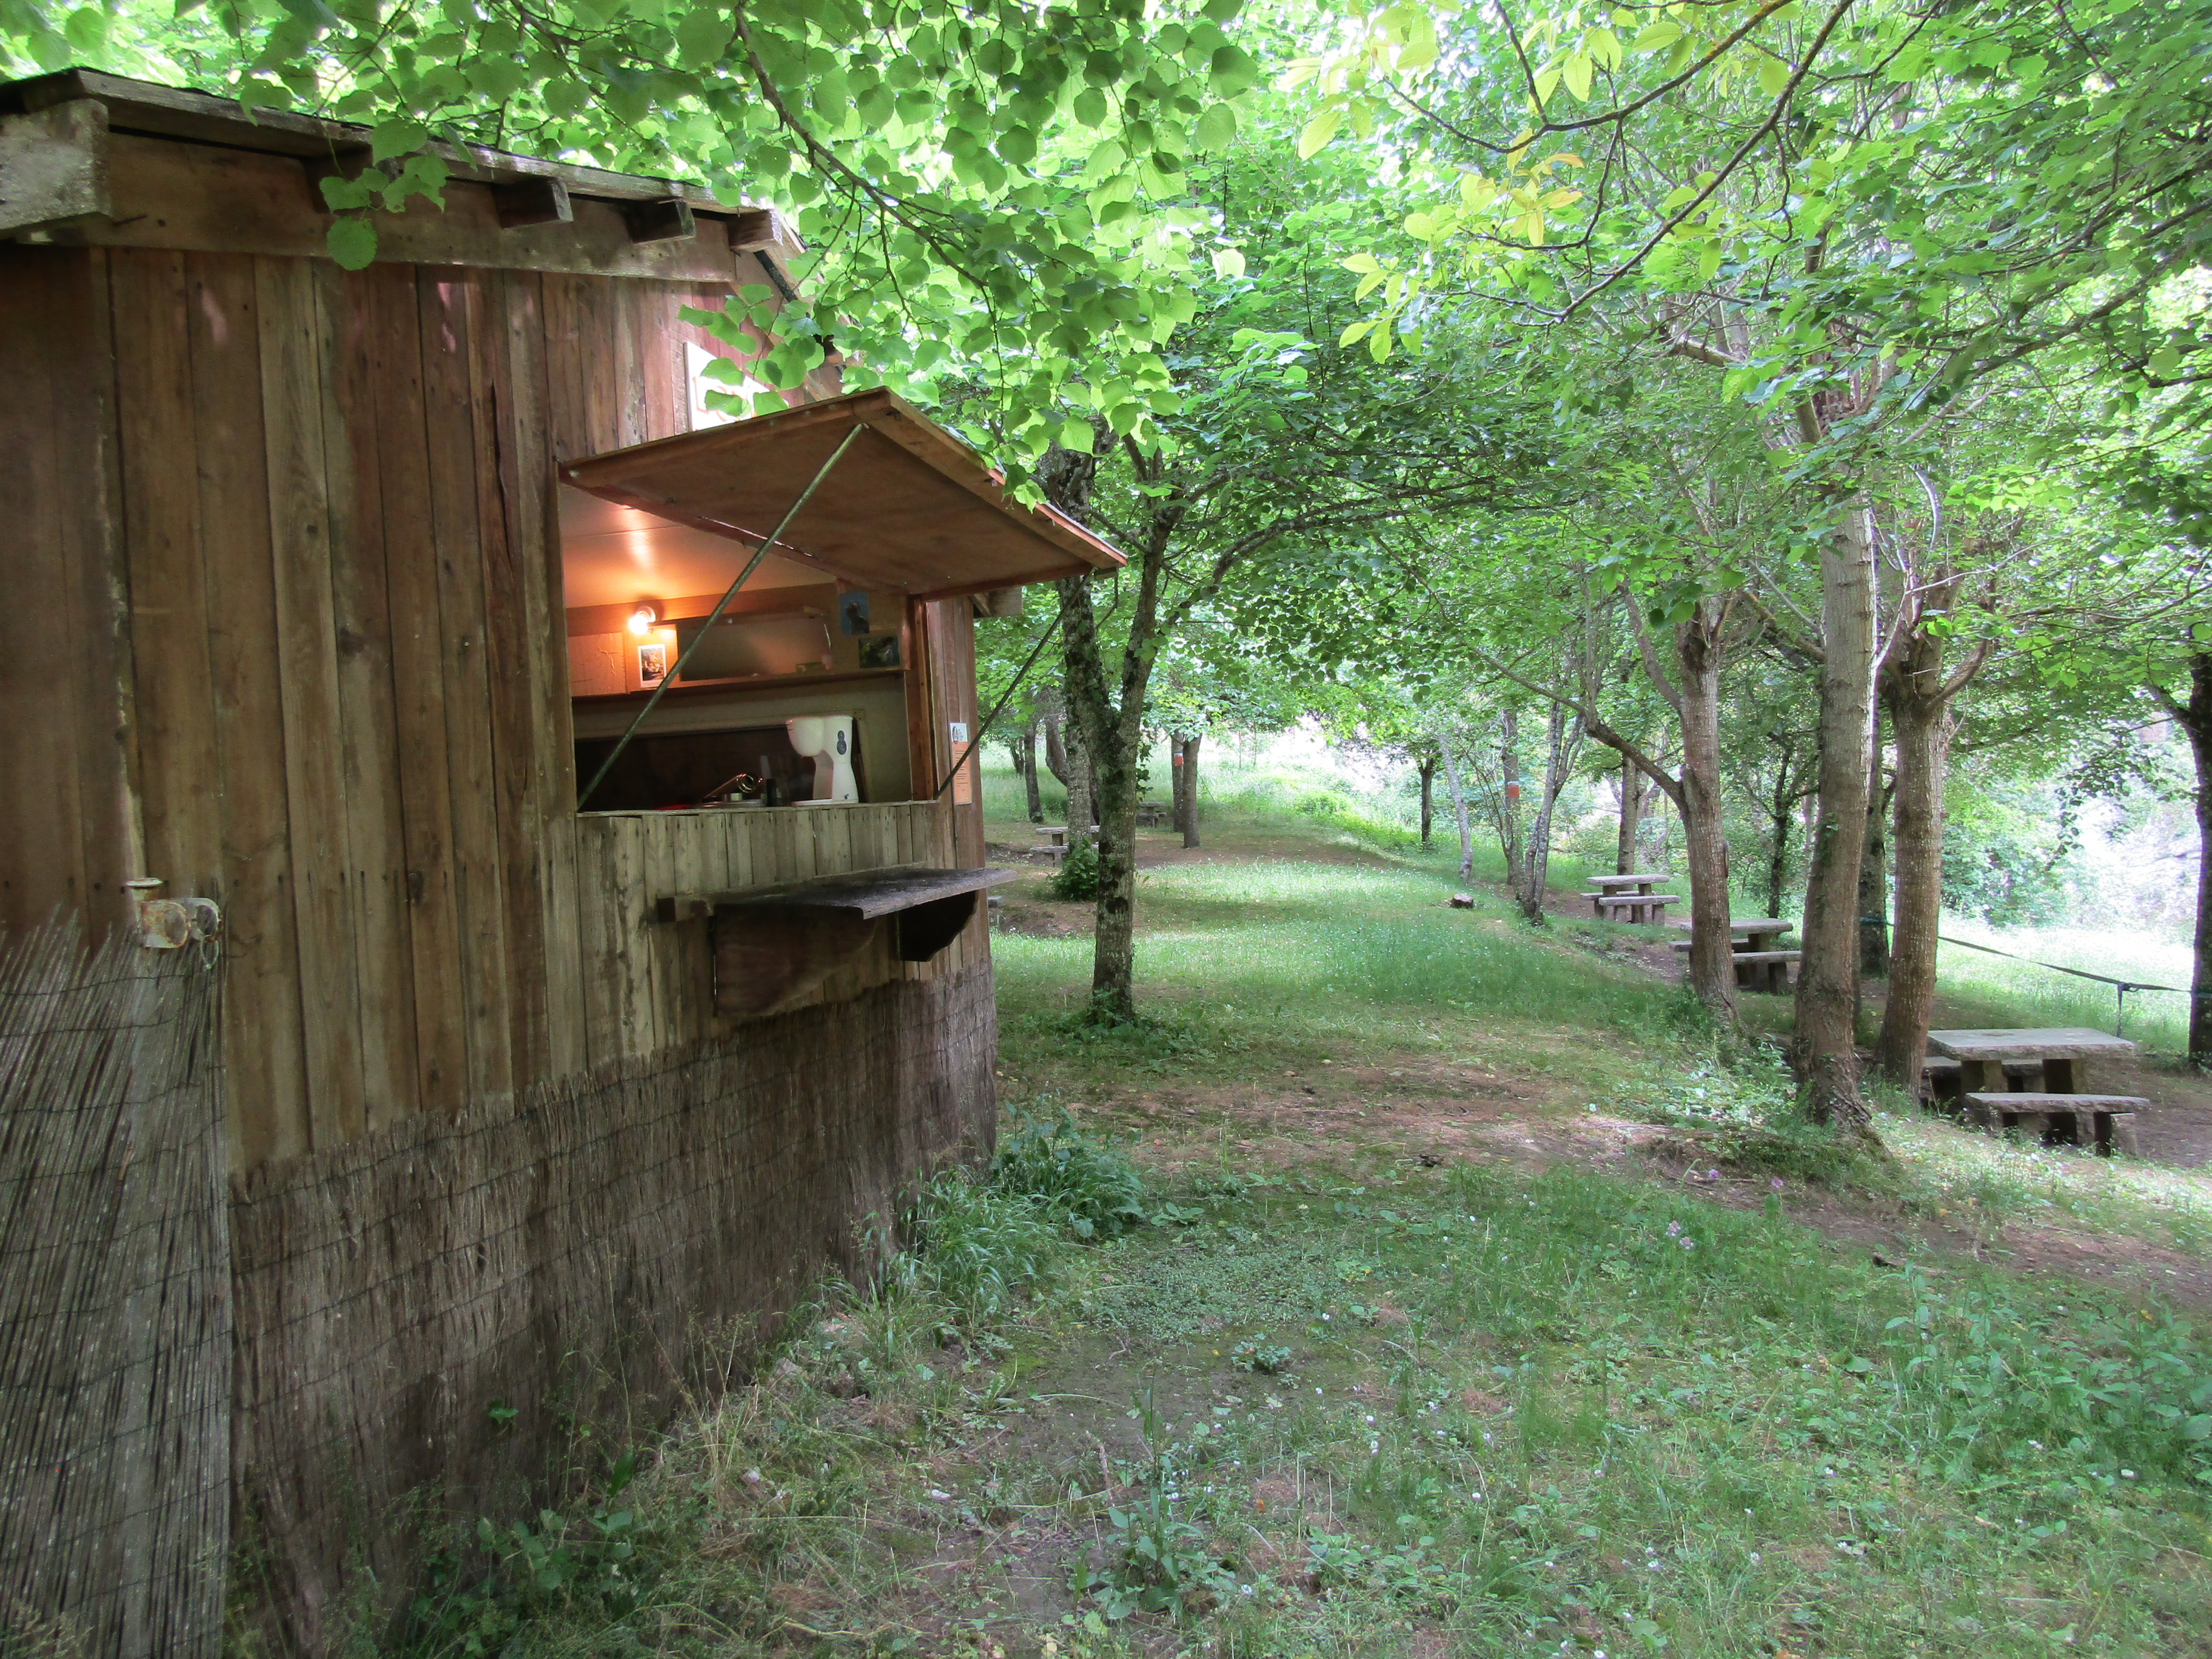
left=1666, top=918, right=1801, bottom=991
left=1582, top=872, right=1680, bottom=925
left=1924, top=1027, right=2145, bottom=1156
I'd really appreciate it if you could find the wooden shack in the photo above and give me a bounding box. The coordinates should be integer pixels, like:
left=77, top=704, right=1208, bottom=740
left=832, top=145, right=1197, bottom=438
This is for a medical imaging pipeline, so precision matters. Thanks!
left=0, top=67, right=1119, bottom=1649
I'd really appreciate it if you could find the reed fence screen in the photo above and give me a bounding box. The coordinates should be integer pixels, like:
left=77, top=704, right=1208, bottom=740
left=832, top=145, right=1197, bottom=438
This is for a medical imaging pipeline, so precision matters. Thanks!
left=0, top=923, right=229, bottom=1659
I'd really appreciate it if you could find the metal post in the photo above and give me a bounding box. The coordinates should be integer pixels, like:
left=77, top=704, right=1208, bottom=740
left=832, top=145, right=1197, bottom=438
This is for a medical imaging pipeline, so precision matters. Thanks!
left=577, top=423, right=870, bottom=811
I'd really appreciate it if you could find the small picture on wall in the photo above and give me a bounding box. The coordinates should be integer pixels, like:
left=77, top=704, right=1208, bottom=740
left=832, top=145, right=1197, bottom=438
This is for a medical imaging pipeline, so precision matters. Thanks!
left=637, top=642, right=669, bottom=688
left=839, top=592, right=871, bottom=635
left=858, top=633, right=901, bottom=669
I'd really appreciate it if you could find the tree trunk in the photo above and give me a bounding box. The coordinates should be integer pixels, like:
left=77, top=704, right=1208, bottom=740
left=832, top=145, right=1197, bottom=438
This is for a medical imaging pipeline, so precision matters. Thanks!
left=1765, top=760, right=1795, bottom=921
left=1676, top=612, right=1738, bottom=1019
left=1858, top=703, right=1891, bottom=981
left=1874, top=688, right=1952, bottom=1084
left=1617, top=762, right=1643, bottom=876
left=2180, top=652, right=2212, bottom=1067
left=1056, top=573, right=1134, bottom=1017
left=1498, top=708, right=1527, bottom=901
left=1794, top=495, right=1880, bottom=1139
left=1043, top=716, right=1070, bottom=789
left=1439, top=734, right=1474, bottom=881
left=1014, top=726, right=1045, bottom=823
left=1168, top=731, right=1188, bottom=835
left=1062, top=711, right=1094, bottom=833
left=1419, top=754, right=1438, bottom=848
left=1521, top=700, right=1578, bottom=925
left=1181, top=733, right=1201, bottom=849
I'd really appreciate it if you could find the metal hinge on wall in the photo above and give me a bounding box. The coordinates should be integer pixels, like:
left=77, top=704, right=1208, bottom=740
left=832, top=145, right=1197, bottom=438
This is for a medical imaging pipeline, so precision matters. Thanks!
left=124, top=878, right=222, bottom=950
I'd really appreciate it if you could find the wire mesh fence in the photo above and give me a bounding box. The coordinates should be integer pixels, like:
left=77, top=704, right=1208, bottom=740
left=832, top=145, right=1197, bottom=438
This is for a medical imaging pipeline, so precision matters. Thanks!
left=0, top=921, right=229, bottom=1659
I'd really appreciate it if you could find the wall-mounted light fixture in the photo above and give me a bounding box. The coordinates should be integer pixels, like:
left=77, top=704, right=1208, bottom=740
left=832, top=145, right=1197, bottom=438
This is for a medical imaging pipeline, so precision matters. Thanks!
left=628, top=603, right=660, bottom=636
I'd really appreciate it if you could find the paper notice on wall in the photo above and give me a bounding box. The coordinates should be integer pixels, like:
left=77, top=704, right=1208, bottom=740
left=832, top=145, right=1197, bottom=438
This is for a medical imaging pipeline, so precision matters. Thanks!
left=948, top=723, right=974, bottom=803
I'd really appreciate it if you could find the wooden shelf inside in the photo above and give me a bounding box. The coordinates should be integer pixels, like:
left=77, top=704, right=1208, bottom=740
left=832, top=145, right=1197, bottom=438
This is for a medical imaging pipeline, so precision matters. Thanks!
left=574, top=665, right=903, bottom=705
left=657, top=865, right=1014, bottom=1018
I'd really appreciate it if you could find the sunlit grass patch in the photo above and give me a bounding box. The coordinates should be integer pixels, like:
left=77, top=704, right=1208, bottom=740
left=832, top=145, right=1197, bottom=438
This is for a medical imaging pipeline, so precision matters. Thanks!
left=1881, top=1108, right=2212, bottom=1255
left=1932, top=919, right=2192, bottom=1057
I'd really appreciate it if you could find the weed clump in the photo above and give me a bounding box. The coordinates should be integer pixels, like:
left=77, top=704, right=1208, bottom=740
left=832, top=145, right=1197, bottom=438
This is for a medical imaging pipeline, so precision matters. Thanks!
left=1049, top=836, right=1102, bottom=900
left=993, top=1102, right=1148, bottom=1240
left=1620, top=1042, right=1888, bottom=1185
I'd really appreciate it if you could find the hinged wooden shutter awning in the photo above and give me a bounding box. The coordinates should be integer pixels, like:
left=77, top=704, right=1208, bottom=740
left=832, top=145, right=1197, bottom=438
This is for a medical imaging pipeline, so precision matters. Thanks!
left=558, top=387, right=1125, bottom=598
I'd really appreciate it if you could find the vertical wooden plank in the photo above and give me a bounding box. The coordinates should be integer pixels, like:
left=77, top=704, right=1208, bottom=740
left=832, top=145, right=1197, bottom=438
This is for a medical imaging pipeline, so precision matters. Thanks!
left=416, top=269, right=515, bottom=1102
left=637, top=284, right=685, bottom=440
left=0, top=247, right=129, bottom=934
left=258, top=255, right=367, bottom=1149
left=573, top=816, right=622, bottom=1067
left=492, top=268, right=586, bottom=1081
left=187, top=250, right=312, bottom=1167
left=369, top=264, right=470, bottom=1113
left=110, top=250, right=220, bottom=902
left=318, top=260, right=422, bottom=1133
left=608, top=816, right=653, bottom=1058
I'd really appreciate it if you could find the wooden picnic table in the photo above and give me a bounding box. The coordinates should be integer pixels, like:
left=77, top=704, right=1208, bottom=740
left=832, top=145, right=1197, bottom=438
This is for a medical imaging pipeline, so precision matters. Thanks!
left=1667, top=919, right=1798, bottom=990
left=1584, top=872, right=1680, bottom=924
left=1925, top=1027, right=2146, bottom=1156
left=1588, top=891, right=1678, bottom=924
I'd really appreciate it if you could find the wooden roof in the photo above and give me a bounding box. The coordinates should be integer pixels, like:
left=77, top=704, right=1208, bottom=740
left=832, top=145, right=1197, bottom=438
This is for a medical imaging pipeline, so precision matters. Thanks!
left=0, top=67, right=773, bottom=225
left=558, top=387, right=1126, bottom=598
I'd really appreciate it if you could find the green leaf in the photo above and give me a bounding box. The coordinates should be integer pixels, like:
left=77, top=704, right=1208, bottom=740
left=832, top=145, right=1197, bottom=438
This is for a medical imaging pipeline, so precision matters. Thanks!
left=675, top=8, right=731, bottom=64
left=1056, top=418, right=1095, bottom=454
left=1341, top=252, right=1382, bottom=273
left=1210, top=246, right=1245, bottom=278
left=1073, top=87, right=1108, bottom=127
left=1201, top=0, right=1241, bottom=19
left=327, top=217, right=378, bottom=270
left=370, top=119, right=429, bottom=163
left=318, top=173, right=375, bottom=212
left=1632, top=18, right=1681, bottom=52
left=1338, top=318, right=1375, bottom=347
left=1757, top=55, right=1792, bottom=96
left=1296, top=106, right=1341, bottom=160
left=1191, top=102, right=1238, bottom=153
left=1560, top=51, right=1592, bottom=101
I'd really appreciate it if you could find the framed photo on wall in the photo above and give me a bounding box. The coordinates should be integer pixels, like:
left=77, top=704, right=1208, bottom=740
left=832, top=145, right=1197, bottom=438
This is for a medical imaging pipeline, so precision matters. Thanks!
left=638, top=642, right=669, bottom=688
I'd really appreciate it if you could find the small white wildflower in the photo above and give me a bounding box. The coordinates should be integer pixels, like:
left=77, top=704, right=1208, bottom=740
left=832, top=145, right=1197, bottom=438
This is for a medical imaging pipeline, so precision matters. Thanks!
left=1749, top=1551, right=1761, bottom=1564
left=1666, top=1221, right=1683, bottom=1238
left=2122, top=1468, right=2137, bottom=1479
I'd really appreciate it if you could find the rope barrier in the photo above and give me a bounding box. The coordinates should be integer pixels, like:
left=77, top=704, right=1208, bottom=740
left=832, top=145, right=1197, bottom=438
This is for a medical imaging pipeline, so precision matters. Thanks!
left=1909, top=924, right=2211, bottom=1039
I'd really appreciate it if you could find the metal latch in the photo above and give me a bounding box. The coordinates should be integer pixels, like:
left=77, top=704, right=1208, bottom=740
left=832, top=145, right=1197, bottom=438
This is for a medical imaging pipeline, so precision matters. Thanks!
left=124, top=877, right=222, bottom=950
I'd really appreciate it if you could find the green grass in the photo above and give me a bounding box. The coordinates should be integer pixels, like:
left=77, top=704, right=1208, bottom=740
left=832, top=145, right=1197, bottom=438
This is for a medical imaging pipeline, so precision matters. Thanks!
left=993, top=858, right=1683, bottom=1101
left=1929, top=920, right=2194, bottom=1059
left=378, top=813, right=2212, bottom=1658
left=384, top=1144, right=2212, bottom=1658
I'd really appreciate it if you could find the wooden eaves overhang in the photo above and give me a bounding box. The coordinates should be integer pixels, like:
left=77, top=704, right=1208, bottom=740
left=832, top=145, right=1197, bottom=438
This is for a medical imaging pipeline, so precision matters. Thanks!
left=0, top=67, right=799, bottom=284
left=558, top=386, right=1129, bottom=599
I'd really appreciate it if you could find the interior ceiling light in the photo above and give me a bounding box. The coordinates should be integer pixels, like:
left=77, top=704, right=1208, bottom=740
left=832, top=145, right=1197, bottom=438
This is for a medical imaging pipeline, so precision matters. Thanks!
left=628, top=603, right=660, bottom=635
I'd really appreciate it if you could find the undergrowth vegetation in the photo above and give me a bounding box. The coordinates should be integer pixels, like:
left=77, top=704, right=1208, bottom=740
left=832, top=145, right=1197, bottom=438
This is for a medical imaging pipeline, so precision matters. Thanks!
left=386, top=831, right=2212, bottom=1657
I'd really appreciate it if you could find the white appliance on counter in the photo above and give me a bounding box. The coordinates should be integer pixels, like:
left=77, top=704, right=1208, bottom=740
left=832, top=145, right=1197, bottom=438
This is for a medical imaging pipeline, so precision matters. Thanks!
left=786, top=714, right=859, bottom=803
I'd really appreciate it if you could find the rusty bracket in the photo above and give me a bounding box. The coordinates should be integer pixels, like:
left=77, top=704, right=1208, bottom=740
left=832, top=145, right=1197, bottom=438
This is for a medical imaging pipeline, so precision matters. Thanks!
left=124, top=877, right=221, bottom=950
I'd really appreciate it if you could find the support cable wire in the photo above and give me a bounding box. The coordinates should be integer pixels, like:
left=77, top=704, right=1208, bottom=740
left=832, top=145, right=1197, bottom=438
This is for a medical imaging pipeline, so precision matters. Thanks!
left=1886, top=922, right=2212, bottom=1040
left=933, top=605, right=1065, bottom=801
left=576, top=424, right=870, bottom=811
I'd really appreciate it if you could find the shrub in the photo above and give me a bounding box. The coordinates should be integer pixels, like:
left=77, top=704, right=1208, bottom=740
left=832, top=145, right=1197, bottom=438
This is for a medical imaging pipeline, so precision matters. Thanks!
left=993, top=1103, right=1148, bottom=1239
left=1050, top=837, right=1102, bottom=900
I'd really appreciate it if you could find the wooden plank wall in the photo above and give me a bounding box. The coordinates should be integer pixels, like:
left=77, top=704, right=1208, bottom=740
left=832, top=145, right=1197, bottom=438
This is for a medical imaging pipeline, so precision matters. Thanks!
left=0, top=249, right=133, bottom=938
left=18, top=244, right=973, bottom=1170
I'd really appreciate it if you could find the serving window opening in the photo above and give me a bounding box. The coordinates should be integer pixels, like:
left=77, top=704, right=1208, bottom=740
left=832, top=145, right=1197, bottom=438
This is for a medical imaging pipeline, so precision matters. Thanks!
left=560, top=485, right=915, bottom=813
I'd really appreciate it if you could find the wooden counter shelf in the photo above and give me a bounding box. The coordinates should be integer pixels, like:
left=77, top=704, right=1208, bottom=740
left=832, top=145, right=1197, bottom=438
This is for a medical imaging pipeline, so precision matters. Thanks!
left=573, top=665, right=905, bottom=705
left=655, top=865, right=1016, bottom=1017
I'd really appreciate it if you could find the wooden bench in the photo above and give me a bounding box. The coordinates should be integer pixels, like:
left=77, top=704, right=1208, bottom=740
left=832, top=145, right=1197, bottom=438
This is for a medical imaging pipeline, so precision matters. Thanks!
left=1587, top=891, right=1678, bottom=924
left=1667, top=940, right=1801, bottom=991
left=1962, top=1091, right=2145, bottom=1157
